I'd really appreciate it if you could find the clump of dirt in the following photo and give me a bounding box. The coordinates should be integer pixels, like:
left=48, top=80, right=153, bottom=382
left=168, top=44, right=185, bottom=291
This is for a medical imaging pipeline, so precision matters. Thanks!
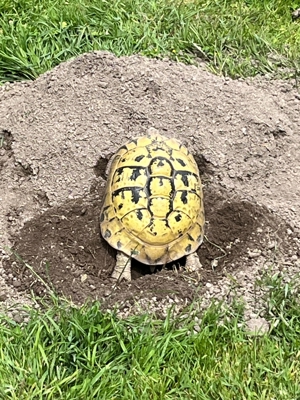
left=0, top=51, right=299, bottom=319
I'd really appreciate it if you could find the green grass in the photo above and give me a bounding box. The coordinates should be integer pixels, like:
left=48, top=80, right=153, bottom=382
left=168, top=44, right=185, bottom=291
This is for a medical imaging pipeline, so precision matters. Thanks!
left=0, top=0, right=299, bottom=82
left=1, top=276, right=300, bottom=399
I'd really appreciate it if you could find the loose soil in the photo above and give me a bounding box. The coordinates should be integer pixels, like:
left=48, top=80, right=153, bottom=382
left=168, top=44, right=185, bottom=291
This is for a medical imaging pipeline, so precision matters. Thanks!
left=0, top=52, right=299, bottom=320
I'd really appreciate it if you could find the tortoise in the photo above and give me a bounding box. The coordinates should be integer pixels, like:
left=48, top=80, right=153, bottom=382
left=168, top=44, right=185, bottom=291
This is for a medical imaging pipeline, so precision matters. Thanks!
left=100, top=128, right=205, bottom=281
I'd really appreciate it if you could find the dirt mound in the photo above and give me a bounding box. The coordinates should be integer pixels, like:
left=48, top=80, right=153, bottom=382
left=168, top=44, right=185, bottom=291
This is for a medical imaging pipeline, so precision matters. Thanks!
left=0, top=52, right=299, bottom=317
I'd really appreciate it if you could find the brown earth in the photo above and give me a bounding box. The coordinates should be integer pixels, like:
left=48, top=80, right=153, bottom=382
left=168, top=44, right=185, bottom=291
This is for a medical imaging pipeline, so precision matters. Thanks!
left=0, top=51, right=299, bottom=319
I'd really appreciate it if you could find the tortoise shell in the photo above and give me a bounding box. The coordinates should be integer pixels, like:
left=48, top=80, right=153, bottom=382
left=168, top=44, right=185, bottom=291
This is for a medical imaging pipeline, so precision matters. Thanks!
left=100, top=131, right=204, bottom=265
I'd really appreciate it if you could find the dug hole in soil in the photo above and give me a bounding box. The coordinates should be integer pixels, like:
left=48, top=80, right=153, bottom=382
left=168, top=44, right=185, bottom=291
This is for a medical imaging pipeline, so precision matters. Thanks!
left=0, top=51, right=299, bottom=321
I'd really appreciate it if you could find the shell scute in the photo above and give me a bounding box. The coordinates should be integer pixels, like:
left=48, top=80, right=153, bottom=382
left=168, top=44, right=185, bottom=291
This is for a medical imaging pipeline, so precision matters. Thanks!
left=112, top=166, right=148, bottom=190
left=148, top=157, right=173, bottom=176
left=148, top=177, right=174, bottom=198
left=139, top=219, right=177, bottom=246
left=174, top=171, right=200, bottom=191
left=112, top=188, right=148, bottom=219
left=172, top=191, right=200, bottom=220
left=168, top=211, right=192, bottom=236
left=122, top=209, right=150, bottom=234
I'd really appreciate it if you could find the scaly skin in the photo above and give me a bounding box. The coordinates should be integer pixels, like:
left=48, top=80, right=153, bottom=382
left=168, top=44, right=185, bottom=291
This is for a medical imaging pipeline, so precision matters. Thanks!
left=111, top=252, right=131, bottom=281
left=185, top=252, right=202, bottom=273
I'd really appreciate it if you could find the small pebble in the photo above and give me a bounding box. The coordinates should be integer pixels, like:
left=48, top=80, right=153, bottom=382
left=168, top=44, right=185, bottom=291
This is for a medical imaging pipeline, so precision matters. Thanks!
left=248, top=250, right=261, bottom=258
left=0, top=292, right=8, bottom=301
left=99, top=81, right=108, bottom=88
left=246, top=317, right=270, bottom=336
left=12, top=314, right=25, bottom=324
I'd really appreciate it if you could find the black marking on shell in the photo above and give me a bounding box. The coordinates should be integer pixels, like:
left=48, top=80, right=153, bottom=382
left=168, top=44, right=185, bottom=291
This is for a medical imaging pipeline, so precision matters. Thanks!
left=175, top=214, right=182, bottom=222
left=180, top=190, right=188, bottom=204
left=143, top=184, right=150, bottom=198
left=136, top=209, right=143, bottom=221
left=115, top=166, right=144, bottom=181
left=117, top=240, right=122, bottom=249
left=131, top=139, right=138, bottom=146
left=131, top=187, right=142, bottom=204
left=130, top=168, right=142, bottom=181
left=185, top=244, right=192, bottom=253
left=99, top=213, right=105, bottom=223
left=102, top=205, right=110, bottom=213
left=112, top=188, right=126, bottom=200
left=113, top=168, right=123, bottom=183
left=118, top=204, right=123, bottom=210
left=148, top=157, right=174, bottom=175
left=148, top=176, right=175, bottom=199
left=112, top=187, right=143, bottom=204
left=104, top=229, right=112, bottom=239
left=176, top=158, right=186, bottom=167
left=150, top=229, right=158, bottom=236
left=148, top=220, right=158, bottom=235
left=135, top=155, right=145, bottom=162
left=187, top=233, right=194, bottom=242
left=164, top=218, right=171, bottom=229
left=156, top=146, right=167, bottom=151
left=145, top=254, right=153, bottom=264
left=176, top=171, right=190, bottom=187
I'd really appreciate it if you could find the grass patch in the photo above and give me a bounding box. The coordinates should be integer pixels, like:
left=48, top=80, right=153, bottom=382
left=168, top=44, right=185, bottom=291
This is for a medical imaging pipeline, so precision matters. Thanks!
left=0, top=0, right=299, bottom=82
left=1, top=277, right=300, bottom=399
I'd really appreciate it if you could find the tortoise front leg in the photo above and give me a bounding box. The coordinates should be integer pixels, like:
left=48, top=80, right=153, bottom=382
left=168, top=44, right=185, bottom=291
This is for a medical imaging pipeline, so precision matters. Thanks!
left=185, top=252, right=202, bottom=273
left=111, top=252, right=131, bottom=281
